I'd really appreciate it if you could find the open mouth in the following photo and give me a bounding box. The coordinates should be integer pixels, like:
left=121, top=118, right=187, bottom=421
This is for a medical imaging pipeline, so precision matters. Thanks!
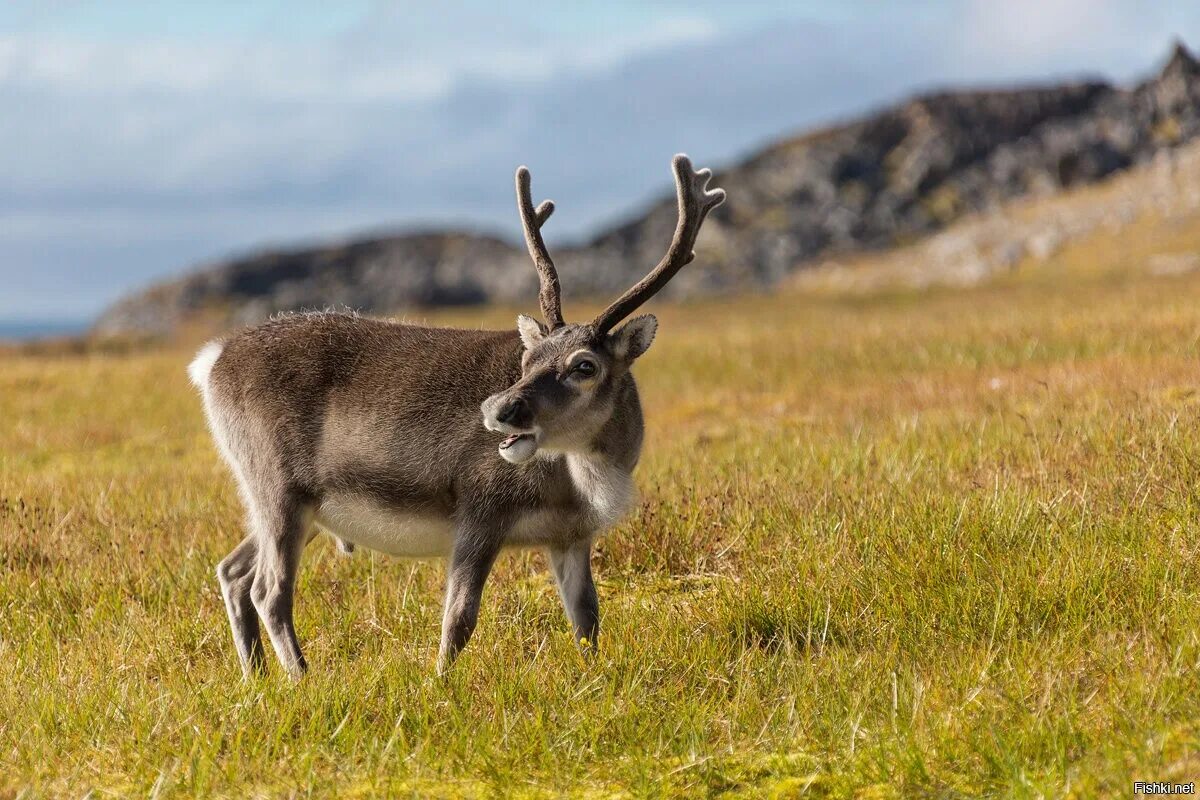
left=499, top=433, right=533, bottom=450
left=497, top=432, right=538, bottom=463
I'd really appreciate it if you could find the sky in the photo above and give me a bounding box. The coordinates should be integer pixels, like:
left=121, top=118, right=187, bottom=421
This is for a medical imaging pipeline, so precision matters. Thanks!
left=2, top=1, right=1199, bottom=325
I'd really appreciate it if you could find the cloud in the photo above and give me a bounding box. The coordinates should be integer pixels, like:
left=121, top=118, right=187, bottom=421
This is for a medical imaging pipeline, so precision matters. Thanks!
left=0, top=11, right=717, bottom=100
left=954, top=0, right=1195, bottom=81
left=1, top=2, right=1198, bottom=321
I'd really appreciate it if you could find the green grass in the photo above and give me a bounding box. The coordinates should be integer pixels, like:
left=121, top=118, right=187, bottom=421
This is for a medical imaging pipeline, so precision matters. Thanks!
left=4, top=267, right=1200, bottom=797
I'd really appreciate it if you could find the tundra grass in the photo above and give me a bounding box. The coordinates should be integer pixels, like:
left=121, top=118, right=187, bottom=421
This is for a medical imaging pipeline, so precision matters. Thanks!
left=3, top=270, right=1200, bottom=797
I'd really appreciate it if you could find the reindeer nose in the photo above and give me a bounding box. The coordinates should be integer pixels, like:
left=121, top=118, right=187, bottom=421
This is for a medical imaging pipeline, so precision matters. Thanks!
left=496, top=397, right=528, bottom=425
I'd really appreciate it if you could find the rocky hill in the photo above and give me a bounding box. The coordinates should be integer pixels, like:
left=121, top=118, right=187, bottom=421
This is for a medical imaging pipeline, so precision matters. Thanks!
left=792, top=136, right=1200, bottom=293
left=96, top=43, right=1200, bottom=336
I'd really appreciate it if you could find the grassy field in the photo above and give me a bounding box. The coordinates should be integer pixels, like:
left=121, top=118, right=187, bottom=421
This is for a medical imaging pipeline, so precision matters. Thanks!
left=4, top=256, right=1200, bottom=796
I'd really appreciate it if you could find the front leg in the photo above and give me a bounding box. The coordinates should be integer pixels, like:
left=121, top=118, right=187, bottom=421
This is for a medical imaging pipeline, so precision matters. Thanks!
left=437, top=527, right=501, bottom=675
left=549, top=539, right=600, bottom=649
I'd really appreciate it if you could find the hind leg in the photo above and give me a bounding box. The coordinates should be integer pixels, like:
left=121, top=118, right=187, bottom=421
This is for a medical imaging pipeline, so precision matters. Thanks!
left=249, top=494, right=312, bottom=680
left=217, top=535, right=266, bottom=675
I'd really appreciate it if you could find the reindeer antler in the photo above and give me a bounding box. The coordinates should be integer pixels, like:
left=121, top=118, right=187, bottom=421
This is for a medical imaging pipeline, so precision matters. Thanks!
left=591, top=154, right=725, bottom=334
left=515, top=166, right=564, bottom=330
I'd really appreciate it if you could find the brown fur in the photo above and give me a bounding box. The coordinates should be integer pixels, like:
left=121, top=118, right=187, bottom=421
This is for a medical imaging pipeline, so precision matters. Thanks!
left=207, top=313, right=643, bottom=529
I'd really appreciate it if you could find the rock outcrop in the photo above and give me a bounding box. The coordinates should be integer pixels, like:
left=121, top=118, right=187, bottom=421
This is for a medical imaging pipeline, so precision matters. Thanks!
left=96, top=42, right=1200, bottom=336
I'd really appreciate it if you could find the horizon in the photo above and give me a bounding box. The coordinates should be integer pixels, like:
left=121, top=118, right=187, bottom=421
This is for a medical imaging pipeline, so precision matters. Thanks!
left=3, top=1, right=1200, bottom=328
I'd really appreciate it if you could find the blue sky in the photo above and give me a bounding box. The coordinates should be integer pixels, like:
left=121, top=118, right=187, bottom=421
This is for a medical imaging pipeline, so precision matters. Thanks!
left=2, top=1, right=1199, bottom=323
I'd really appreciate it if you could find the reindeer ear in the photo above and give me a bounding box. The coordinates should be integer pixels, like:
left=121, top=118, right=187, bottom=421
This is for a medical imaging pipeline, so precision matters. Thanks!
left=609, top=314, right=657, bottom=361
left=516, top=314, right=547, bottom=350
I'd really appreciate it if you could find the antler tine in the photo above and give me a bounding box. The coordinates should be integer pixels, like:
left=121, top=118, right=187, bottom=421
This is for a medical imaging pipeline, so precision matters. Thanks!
left=515, top=166, right=565, bottom=330
left=591, top=154, right=725, bottom=334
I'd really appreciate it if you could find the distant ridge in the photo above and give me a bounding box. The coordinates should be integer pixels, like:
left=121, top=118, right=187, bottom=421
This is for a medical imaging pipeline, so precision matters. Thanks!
left=96, top=42, right=1200, bottom=336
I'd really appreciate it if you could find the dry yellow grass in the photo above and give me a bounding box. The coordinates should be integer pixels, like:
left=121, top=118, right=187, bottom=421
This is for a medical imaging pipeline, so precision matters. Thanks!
left=4, top=208, right=1200, bottom=795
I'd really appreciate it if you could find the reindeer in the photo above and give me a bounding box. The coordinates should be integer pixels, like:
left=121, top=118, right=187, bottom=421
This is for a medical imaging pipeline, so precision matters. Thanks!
left=188, top=155, right=725, bottom=677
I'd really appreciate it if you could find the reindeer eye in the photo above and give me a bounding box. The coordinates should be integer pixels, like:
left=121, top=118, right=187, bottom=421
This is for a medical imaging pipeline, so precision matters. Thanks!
left=572, top=360, right=597, bottom=378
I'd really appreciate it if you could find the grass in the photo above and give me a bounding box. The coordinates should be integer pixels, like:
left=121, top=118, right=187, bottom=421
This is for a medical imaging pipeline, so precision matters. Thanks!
left=4, top=258, right=1200, bottom=796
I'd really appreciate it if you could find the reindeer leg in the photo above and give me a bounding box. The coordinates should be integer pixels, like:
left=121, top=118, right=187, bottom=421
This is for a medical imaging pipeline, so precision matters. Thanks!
left=249, top=494, right=311, bottom=680
left=437, top=526, right=501, bottom=675
left=549, top=539, right=600, bottom=650
left=216, top=534, right=266, bottom=675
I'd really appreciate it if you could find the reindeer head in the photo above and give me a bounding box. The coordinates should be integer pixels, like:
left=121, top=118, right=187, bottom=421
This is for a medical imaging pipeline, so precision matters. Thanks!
left=481, top=155, right=725, bottom=464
